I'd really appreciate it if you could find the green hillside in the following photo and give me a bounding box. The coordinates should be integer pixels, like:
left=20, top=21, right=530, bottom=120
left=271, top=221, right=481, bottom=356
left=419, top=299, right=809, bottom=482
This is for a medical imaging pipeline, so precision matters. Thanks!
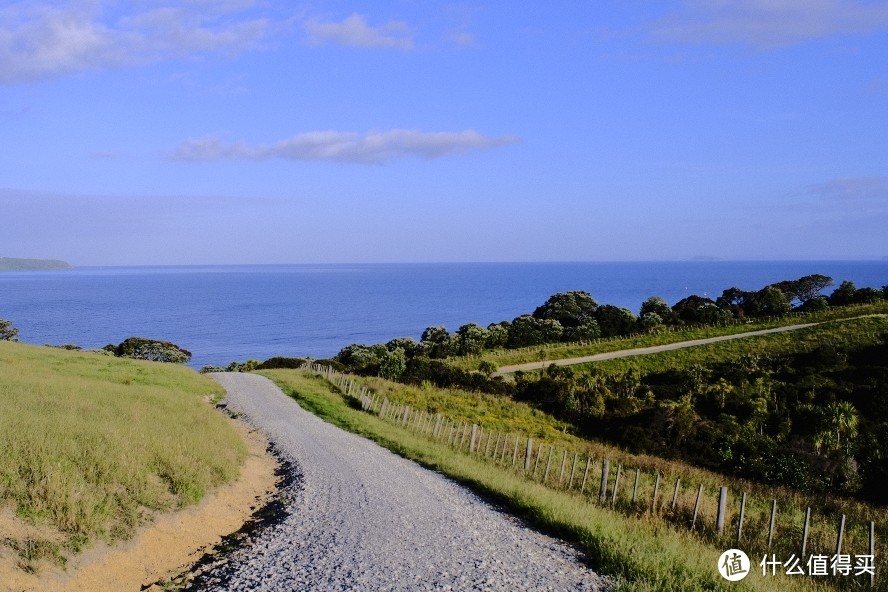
left=0, top=341, right=245, bottom=571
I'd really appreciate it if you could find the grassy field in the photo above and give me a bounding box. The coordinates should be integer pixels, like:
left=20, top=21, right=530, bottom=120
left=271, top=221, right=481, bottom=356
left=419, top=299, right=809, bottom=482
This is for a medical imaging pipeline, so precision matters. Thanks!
left=570, top=315, right=888, bottom=375
left=264, top=368, right=884, bottom=592
left=446, top=302, right=888, bottom=372
left=0, top=341, right=246, bottom=571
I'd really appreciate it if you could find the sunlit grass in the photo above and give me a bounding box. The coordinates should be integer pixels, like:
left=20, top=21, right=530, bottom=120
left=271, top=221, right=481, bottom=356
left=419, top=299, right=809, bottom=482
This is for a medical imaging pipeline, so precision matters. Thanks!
left=0, top=341, right=246, bottom=570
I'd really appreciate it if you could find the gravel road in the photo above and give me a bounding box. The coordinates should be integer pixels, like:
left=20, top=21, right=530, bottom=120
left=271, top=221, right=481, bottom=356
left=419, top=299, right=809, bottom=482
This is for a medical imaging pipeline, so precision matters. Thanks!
left=198, top=373, right=611, bottom=592
left=494, top=321, right=820, bottom=375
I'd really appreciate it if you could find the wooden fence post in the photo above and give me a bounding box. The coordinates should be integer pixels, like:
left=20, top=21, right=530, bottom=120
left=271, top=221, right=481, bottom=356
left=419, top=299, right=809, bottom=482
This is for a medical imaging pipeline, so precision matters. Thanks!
left=632, top=469, right=640, bottom=504
left=768, top=499, right=777, bottom=548
left=651, top=473, right=660, bottom=513
left=469, top=424, right=479, bottom=453
left=869, top=521, right=875, bottom=588
left=835, top=514, right=845, bottom=556
left=717, top=487, right=728, bottom=536
left=533, top=443, right=543, bottom=478
left=524, top=438, right=533, bottom=472
left=801, top=507, right=811, bottom=558
left=581, top=457, right=592, bottom=493
left=510, top=435, right=519, bottom=465
left=599, top=460, right=611, bottom=503
left=691, top=484, right=703, bottom=529
left=543, top=446, right=554, bottom=483
left=737, top=492, right=747, bottom=543
left=568, top=453, right=579, bottom=490
left=670, top=478, right=681, bottom=511
left=611, top=464, right=622, bottom=505
left=460, top=423, right=470, bottom=450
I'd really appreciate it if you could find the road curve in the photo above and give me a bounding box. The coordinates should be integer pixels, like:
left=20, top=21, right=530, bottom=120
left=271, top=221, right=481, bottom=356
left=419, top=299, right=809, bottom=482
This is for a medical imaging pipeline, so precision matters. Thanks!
left=200, top=372, right=610, bottom=591
left=494, top=322, right=820, bottom=375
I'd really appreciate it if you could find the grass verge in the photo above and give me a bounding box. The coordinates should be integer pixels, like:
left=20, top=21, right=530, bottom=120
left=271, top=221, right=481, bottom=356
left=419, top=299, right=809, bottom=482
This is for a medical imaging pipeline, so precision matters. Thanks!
left=0, top=341, right=246, bottom=571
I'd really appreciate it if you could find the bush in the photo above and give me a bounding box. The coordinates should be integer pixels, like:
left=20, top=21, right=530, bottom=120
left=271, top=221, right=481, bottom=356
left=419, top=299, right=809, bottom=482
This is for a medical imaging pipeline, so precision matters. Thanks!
left=0, top=319, right=19, bottom=341
left=257, top=356, right=308, bottom=370
left=110, top=337, right=191, bottom=363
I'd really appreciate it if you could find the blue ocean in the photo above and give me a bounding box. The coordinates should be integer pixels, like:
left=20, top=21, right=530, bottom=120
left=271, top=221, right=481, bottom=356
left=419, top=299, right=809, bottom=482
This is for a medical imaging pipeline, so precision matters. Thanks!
left=1, top=261, right=886, bottom=369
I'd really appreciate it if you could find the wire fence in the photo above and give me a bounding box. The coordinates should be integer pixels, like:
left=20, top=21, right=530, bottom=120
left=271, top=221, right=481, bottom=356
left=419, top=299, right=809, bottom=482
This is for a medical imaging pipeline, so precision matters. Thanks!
left=304, top=362, right=881, bottom=589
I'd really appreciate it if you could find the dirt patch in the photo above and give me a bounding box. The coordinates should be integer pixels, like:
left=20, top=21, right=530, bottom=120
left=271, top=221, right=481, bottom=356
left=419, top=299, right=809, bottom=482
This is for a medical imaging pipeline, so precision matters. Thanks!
left=0, top=417, right=278, bottom=592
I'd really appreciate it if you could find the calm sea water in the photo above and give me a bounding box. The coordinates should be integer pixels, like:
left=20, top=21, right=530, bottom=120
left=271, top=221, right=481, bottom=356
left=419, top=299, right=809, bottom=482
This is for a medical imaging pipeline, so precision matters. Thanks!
left=1, top=262, right=886, bottom=369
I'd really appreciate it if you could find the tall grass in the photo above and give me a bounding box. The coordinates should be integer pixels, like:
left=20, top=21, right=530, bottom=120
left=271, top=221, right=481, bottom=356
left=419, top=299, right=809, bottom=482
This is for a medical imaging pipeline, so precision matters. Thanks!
left=265, top=368, right=877, bottom=592
left=579, top=315, right=888, bottom=375
left=0, top=342, right=246, bottom=569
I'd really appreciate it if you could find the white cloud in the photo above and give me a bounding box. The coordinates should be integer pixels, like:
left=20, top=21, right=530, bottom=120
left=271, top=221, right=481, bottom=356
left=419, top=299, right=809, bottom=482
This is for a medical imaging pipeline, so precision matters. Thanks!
left=0, top=1, right=270, bottom=84
left=170, top=129, right=519, bottom=164
left=303, top=13, right=413, bottom=50
left=653, top=0, right=888, bottom=49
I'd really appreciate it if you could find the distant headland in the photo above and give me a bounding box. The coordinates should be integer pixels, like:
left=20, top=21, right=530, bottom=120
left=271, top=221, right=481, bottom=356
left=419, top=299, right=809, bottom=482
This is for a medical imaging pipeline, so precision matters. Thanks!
left=0, top=257, right=72, bottom=271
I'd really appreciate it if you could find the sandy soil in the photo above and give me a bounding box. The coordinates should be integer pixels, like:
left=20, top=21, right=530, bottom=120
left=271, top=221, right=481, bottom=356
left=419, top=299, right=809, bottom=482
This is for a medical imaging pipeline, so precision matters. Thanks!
left=0, top=417, right=278, bottom=592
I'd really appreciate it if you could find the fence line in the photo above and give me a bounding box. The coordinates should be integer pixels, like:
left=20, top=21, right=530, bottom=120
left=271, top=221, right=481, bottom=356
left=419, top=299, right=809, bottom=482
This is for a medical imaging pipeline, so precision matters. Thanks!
left=305, top=361, right=880, bottom=585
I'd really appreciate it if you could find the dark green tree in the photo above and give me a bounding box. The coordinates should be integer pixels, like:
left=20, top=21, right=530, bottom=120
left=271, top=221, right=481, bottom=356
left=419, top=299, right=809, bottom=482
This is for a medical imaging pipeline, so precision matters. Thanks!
left=595, top=305, right=637, bottom=337
left=742, top=286, right=791, bottom=317
left=854, top=287, right=883, bottom=304
left=111, top=337, right=191, bottom=363
left=769, top=274, right=833, bottom=305
left=379, top=347, right=407, bottom=380
left=640, top=296, right=672, bottom=321
left=456, top=323, right=488, bottom=356
left=532, top=291, right=598, bottom=328
left=420, top=326, right=454, bottom=358
left=335, top=343, right=386, bottom=372
left=672, top=295, right=718, bottom=323
left=507, top=315, right=563, bottom=347
left=385, top=337, right=420, bottom=356
left=478, top=360, right=497, bottom=377
left=563, top=317, right=602, bottom=341
left=485, top=322, right=510, bottom=349
left=830, top=281, right=858, bottom=306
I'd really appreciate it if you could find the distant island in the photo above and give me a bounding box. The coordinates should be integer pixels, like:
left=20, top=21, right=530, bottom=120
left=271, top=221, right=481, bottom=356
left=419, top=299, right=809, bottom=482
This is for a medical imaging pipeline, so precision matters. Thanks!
left=0, top=257, right=72, bottom=271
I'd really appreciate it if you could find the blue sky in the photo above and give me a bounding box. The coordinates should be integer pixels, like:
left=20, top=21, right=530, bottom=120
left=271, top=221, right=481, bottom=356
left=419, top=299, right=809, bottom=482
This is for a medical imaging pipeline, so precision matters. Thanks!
left=1, top=0, right=887, bottom=265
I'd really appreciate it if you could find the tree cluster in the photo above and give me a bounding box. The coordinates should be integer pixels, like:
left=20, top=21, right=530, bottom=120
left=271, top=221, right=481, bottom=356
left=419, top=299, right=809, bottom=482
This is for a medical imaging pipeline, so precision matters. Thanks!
left=513, top=333, right=888, bottom=503
left=104, top=337, right=192, bottom=364
left=333, top=275, right=887, bottom=380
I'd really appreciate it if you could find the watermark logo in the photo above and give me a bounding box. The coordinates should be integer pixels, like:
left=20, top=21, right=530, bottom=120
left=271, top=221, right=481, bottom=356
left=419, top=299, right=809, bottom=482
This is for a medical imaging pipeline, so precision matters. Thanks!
left=718, top=549, right=750, bottom=581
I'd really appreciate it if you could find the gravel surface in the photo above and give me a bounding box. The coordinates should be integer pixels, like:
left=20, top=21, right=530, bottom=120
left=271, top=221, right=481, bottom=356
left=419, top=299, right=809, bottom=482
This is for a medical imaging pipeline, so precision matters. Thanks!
left=198, top=372, right=611, bottom=592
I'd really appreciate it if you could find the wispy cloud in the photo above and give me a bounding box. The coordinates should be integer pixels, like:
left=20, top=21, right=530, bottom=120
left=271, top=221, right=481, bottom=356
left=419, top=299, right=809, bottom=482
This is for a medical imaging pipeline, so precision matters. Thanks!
left=444, top=4, right=477, bottom=48
left=652, top=0, right=888, bottom=49
left=170, top=129, right=519, bottom=164
left=867, top=77, right=888, bottom=95
left=805, top=176, right=888, bottom=201
left=303, top=13, right=413, bottom=50
left=87, top=150, right=127, bottom=159
left=0, top=1, right=271, bottom=84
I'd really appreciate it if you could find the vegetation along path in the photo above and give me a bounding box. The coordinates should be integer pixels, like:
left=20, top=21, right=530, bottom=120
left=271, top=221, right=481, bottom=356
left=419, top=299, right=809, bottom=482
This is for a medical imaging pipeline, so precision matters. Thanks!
left=492, top=321, right=836, bottom=375
left=202, top=373, right=610, bottom=591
